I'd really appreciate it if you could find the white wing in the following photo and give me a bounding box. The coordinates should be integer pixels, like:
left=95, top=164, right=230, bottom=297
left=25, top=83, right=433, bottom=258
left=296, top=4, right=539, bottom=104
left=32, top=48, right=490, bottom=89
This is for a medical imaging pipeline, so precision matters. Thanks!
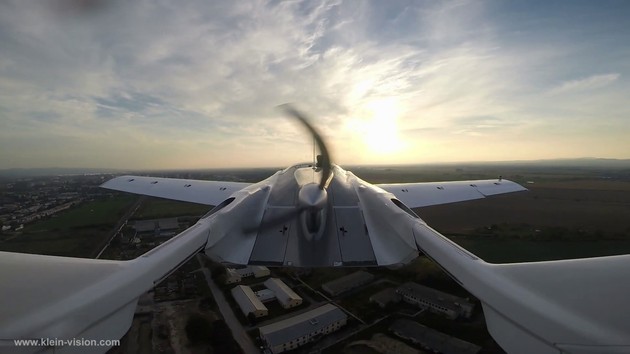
left=0, top=222, right=209, bottom=353
left=377, top=179, right=527, bottom=208
left=412, top=222, right=630, bottom=354
left=100, top=175, right=251, bottom=205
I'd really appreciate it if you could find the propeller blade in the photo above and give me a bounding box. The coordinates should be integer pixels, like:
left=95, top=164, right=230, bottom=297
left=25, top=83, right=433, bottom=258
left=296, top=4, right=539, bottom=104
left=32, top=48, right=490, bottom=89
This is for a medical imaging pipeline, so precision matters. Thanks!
left=278, top=104, right=333, bottom=190
left=245, top=105, right=333, bottom=235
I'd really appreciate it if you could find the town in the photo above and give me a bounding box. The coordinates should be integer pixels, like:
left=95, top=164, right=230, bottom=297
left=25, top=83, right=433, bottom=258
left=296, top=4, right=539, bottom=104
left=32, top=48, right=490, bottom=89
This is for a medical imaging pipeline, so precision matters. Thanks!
left=0, top=174, right=107, bottom=232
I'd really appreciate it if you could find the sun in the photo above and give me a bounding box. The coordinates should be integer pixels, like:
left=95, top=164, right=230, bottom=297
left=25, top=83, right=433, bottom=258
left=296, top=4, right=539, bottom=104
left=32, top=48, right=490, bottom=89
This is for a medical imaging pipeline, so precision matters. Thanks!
left=361, top=99, right=404, bottom=155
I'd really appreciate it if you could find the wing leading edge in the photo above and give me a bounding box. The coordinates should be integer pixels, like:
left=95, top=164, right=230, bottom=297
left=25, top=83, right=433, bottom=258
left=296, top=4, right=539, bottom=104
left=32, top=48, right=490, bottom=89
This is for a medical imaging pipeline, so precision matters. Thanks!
left=0, top=222, right=209, bottom=353
left=377, top=179, right=527, bottom=208
left=100, top=175, right=251, bottom=206
left=412, top=222, right=630, bottom=354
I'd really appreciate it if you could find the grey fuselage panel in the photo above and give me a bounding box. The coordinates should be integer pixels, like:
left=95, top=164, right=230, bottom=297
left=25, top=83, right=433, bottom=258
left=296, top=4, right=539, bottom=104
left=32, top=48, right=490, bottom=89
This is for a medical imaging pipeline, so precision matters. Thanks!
left=207, top=164, right=401, bottom=266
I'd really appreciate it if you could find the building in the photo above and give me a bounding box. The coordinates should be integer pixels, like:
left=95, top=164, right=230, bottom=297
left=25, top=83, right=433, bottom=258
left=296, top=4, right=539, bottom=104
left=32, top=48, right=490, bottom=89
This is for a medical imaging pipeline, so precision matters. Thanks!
left=259, top=304, right=347, bottom=354
left=369, top=287, right=401, bottom=308
left=225, top=268, right=241, bottom=284
left=231, top=285, right=268, bottom=318
left=264, top=278, right=303, bottom=309
left=396, top=282, right=474, bottom=319
left=321, top=271, right=374, bottom=296
left=226, top=266, right=271, bottom=284
left=255, top=289, right=276, bottom=303
left=133, top=218, right=179, bottom=232
left=133, top=218, right=180, bottom=237
left=390, top=319, right=481, bottom=354
left=236, top=265, right=271, bottom=278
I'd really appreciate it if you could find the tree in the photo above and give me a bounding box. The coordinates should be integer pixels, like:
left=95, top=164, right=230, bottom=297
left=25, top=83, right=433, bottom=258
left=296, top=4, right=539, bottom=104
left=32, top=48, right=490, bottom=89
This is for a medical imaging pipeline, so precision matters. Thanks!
left=210, top=320, right=231, bottom=345
left=185, top=315, right=213, bottom=345
left=211, top=320, right=243, bottom=354
left=210, top=264, right=227, bottom=280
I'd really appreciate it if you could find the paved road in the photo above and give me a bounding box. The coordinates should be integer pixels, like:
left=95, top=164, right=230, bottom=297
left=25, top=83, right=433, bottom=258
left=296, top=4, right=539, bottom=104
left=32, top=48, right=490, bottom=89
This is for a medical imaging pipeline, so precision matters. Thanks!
left=93, top=196, right=144, bottom=259
left=196, top=255, right=259, bottom=354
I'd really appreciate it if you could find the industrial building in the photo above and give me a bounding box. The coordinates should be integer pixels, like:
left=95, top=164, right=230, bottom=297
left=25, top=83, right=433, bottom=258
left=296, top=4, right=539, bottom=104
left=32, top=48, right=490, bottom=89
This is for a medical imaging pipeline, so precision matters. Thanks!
left=259, top=304, right=348, bottom=353
left=224, top=265, right=270, bottom=284
left=255, top=289, right=276, bottom=303
left=133, top=218, right=180, bottom=233
left=369, top=287, right=401, bottom=308
left=225, top=268, right=241, bottom=284
left=231, top=285, right=268, bottom=318
left=237, top=265, right=271, bottom=278
left=321, top=271, right=374, bottom=296
left=396, top=282, right=474, bottom=319
left=264, top=278, right=303, bottom=309
left=390, top=319, right=481, bottom=354
left=225, top=265, right=270, bottom=284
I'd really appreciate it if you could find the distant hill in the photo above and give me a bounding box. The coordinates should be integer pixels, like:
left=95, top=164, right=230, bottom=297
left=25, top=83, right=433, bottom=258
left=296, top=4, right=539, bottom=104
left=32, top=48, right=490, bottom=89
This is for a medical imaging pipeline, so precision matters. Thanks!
left=348, top=158, right=630, bottom=170
left=2, top=158, right=629, bottom=178
left=0, top=167, right=125, bottom=178
left=472, top=158, right=630, bottom=169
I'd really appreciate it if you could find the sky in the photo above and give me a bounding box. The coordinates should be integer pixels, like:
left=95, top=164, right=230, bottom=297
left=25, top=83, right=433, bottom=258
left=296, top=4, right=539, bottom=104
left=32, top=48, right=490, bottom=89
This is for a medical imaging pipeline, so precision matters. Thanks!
left=1, top=0, right=629, bottom=170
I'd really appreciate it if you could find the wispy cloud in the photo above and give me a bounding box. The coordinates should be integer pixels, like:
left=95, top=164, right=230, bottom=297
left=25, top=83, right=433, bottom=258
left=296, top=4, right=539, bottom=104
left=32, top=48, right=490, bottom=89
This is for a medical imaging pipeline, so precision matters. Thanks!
left=549, top=73, right=620, bottom=95
left=0, top=0, right=629, bottom=169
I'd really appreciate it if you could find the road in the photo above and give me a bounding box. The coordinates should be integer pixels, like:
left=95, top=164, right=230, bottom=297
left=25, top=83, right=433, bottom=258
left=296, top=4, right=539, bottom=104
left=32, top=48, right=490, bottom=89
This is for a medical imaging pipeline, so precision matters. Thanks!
left=196, top=255, right=259, bottom=354
left=93, top=196, right=144, bottom=259
left=293, top=275, right=366, bottom=325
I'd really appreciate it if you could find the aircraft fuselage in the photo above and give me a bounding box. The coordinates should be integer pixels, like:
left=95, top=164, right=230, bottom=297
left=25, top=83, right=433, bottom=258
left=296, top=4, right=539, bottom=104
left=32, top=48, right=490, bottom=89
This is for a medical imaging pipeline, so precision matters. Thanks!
left=202, top=163, right=421, bottom=267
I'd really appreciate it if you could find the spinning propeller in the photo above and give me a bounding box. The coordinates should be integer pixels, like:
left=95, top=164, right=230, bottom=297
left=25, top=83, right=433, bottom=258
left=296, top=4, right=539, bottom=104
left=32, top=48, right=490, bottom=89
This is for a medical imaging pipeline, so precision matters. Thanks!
left=277, top=104, right=332, bottom=190
left=245, top=104, right=333, bottom=235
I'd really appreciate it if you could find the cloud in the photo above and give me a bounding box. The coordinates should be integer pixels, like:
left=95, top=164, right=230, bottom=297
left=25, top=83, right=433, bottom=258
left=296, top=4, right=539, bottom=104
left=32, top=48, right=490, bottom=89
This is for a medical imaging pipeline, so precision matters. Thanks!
left=1, top=0, right=629, bottom=169
left=549, top=73, right=620, bottom=95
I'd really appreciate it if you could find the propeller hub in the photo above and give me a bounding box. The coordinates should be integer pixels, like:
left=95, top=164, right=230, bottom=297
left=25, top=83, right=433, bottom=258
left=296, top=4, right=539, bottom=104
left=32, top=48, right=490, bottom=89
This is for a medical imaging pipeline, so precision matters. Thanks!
left=244, top=104, right=332, bottom=238
left=298, top=183, right=327, bottom=209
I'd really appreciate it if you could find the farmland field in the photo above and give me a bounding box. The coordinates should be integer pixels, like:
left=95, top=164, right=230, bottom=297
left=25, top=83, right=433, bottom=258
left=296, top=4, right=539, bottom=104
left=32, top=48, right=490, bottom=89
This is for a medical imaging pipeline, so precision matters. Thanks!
left=133, top=197, right=211, bottom=220
left=25, top=195, right=136, bottom=232
left=415, top=179, right=630, bottom=262
left=1, top=195, right=137, bottom=257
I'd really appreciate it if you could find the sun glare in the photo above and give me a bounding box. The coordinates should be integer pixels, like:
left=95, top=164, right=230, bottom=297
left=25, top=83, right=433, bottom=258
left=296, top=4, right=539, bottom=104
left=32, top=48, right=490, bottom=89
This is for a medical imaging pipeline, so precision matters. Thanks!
left=359, top=99, right=405, bottom=156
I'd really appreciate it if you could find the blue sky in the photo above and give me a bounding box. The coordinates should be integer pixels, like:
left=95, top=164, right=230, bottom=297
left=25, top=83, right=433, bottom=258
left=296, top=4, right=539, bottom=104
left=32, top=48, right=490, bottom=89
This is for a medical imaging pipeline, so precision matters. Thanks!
left=0, top=0, right=629, bottom=169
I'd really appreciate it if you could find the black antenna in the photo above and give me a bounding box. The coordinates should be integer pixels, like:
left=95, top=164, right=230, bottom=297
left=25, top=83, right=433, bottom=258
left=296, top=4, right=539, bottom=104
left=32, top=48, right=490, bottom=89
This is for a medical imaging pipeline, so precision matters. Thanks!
left=278, top=104, right=332, bottom=190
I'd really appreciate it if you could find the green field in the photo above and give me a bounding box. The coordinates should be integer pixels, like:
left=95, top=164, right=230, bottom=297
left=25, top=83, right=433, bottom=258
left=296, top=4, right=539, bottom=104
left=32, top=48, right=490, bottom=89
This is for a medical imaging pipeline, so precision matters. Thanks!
left=25, top=195, right=136, bottom=232
left=0, top=228, right=109, bottom=257
left=133, top=198, right=211, bottom=220
left=1, top=195, right=137, bottom=257
left=450, top=236, right=630, bottom=263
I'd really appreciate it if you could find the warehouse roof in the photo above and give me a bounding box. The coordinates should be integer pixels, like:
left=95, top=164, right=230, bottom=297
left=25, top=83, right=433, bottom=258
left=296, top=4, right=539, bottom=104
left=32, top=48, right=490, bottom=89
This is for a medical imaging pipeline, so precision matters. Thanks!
left=264, top=278, right=302, bottom=303
left=259, top=304, right=346, bottom=346
left=231, top=285, right=267, bottom=315
left=390, top=319, right=481, bottom=354
left=397, top=282, right=473, bottom=312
